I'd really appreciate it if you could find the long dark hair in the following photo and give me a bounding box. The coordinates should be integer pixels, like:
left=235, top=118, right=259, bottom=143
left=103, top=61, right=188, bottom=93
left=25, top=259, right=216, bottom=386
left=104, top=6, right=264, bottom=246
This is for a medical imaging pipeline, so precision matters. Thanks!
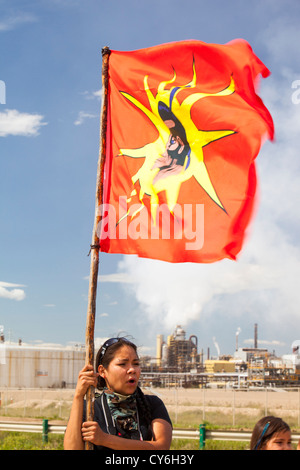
left=250, top=416, right=291, bottom=450
left=95, top=337, right=152, bottom=428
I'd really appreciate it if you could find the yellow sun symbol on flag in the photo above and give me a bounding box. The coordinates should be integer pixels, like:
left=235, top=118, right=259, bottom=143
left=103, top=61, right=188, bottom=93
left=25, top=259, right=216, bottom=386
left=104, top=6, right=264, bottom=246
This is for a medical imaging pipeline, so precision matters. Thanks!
left=119, top=62, right=236, bottom=223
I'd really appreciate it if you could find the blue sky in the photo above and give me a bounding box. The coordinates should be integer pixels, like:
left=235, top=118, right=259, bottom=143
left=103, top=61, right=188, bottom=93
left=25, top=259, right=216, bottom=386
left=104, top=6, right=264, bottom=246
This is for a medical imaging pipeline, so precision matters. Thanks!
left=1, top=0, right=300, bottom=358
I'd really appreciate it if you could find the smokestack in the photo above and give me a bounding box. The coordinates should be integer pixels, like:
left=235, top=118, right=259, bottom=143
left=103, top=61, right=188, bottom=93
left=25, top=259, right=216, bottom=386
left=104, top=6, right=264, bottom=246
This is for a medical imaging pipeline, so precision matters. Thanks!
left=156, top=335, right=163, bottom=367
left=235, top=327, right=241, bottom=351
left=254, top=323, right=258, bottom=349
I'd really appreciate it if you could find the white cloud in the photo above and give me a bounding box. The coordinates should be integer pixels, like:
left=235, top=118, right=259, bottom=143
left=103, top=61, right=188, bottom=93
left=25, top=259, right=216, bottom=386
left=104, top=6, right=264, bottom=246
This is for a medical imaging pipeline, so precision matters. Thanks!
left=118, top=257, right=262, bottom=330
left=261, top=16, right=300, bottom=69
left=244, top=338, right=285, bottom=347
left=81, top=89, right=103, bottom=101
left=0, top=281, right=26, bottom=301
left=0, top=109, right=47, bottom=137
left=92, top=89, right=103, bottom=100
left=98, top=273, right=133, bottom=283
left=74, top=111, right=98, bottom=126
left=0, top=14, right=37, bottom=32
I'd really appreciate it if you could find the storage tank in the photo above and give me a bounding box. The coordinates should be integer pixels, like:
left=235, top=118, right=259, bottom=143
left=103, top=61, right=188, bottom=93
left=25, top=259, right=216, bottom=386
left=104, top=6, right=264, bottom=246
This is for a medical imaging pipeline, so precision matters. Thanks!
left=0, top=343, right=85, bottom=388
left=161, top=342, right=168, bottom=364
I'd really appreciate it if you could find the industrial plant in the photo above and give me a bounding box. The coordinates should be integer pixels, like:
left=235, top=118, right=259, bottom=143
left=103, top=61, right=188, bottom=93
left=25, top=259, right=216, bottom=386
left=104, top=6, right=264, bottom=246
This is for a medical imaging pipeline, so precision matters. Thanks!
left=0, top=323, right=300, bottom=389
left=140, top=324, right=300, bottom=389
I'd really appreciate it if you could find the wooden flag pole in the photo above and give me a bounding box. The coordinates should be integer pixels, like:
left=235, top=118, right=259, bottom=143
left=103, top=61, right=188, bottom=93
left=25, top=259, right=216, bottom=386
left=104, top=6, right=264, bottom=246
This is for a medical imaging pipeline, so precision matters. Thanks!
left=85, top=46, right=111, bottom=450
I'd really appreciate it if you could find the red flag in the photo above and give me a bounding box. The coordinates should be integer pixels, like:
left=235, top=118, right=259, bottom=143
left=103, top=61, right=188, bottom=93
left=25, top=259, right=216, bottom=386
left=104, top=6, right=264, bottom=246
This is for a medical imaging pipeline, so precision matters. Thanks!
left=99, top=40, right=274, bottom=263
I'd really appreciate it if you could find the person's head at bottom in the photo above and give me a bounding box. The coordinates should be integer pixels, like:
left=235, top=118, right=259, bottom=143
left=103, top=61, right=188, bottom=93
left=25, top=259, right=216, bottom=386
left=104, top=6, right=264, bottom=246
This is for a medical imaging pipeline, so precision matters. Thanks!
left=250, top=416, right=292, bottom=450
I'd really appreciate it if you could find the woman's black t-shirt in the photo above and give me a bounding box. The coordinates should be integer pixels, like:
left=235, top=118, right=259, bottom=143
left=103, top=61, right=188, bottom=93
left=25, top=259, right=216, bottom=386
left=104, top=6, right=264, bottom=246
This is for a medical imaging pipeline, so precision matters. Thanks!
left=83, top=392, right=172, bottom=450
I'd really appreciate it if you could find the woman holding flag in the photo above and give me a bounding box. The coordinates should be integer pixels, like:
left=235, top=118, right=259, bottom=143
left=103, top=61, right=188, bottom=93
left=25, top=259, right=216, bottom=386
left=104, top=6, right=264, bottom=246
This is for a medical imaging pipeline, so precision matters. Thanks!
left=64, top=336, right=172, bottom=450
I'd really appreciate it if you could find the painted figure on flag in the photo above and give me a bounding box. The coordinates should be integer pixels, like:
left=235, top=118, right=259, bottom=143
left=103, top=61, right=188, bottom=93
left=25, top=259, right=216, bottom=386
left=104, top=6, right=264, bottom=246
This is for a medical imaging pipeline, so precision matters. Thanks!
left=118, top=62, right=236, bottom=224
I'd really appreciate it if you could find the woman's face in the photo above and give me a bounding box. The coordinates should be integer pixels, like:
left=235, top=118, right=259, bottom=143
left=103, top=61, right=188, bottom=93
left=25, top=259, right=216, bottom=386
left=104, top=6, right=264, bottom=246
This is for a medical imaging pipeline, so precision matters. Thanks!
left=99, top=345, right=141, bottom=396
left=264, top=430, right=292, bottom=450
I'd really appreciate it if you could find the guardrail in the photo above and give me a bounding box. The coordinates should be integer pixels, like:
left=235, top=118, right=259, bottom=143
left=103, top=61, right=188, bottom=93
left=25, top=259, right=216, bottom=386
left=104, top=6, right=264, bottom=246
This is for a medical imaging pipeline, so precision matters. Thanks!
left=1, top=421, right=300, bottom=449
left=0, top=420, right=66, bottom=444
